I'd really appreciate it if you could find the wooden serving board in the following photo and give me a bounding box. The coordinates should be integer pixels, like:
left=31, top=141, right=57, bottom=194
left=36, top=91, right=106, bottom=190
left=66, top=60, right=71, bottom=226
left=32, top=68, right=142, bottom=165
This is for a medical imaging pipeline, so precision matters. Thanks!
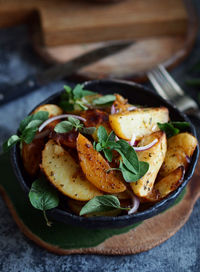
left=0, top=0, right=198, bottom=81
left=0, top=153, right=200, bottom=255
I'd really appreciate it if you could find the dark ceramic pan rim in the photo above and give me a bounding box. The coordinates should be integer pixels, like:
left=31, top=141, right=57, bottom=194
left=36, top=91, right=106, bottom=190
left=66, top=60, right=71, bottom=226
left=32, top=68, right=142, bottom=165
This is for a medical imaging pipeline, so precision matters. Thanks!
left=11, top=79, right=199, bottom=228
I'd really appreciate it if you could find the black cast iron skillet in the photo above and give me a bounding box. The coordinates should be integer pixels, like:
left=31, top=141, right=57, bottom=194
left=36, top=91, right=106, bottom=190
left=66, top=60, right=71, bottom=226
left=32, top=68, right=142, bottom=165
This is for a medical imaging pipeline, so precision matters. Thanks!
left=11, top=79, right=199, bottom=229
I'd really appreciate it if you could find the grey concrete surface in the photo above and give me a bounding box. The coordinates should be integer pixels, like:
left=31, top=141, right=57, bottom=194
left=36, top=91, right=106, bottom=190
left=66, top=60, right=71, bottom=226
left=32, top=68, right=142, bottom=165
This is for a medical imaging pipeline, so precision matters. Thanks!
left=0, top=1, right=200, bottom=271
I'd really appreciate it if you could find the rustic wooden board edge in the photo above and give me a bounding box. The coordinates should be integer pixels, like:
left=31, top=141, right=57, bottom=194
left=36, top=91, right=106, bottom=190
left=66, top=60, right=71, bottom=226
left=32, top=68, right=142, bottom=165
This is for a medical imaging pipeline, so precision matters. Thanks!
left=34, top=0, right=198, bottom=82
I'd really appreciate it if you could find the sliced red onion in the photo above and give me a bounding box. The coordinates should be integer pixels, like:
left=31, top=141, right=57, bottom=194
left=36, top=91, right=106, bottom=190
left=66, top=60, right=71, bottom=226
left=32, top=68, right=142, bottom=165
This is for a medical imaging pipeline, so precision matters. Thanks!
left=152, top=124, right=157, bottom=132
left=127, top=106, right=137, bottom=111
left=38, top=114, right=86, bottom=132
left=128, top=195, right=140, bottom=214
left=128, top=134, right=136, bottom=146
left=111, top=104, right=116, bottom=114
left=133, top=138, right=158, bottom=151
left=115, top=135, right=120, bottom=142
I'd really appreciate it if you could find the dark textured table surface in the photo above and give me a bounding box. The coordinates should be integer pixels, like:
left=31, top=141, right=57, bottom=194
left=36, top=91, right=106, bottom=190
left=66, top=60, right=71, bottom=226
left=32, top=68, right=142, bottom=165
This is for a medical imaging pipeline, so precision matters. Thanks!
left=0, top=2, right=200, bottom=271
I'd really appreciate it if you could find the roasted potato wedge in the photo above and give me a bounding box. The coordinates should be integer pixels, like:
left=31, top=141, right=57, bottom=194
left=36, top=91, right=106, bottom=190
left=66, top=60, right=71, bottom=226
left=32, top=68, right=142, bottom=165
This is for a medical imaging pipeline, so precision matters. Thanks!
left=112, top=94, right=133, bottom=113
left=81, top=109, right=112, bottom=141
left=143, top=166, right=185, bottom=202
left=22, top=138, right=45, bottom=177
left=159, top=132, right=198, bottom=178
left=32, top=104, right=63, bottom=117
left=42, top=140, right=102, bottom=201
left=109, top=107, right=169, bottom=140
left=131, top=131, right=167, bottom=197
left=77, top=133, right=127, bottom=194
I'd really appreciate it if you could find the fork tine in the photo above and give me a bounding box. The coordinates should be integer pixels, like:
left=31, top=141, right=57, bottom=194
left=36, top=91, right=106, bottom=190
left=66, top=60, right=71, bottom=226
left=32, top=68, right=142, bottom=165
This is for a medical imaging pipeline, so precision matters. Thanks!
left=158, top=65, right=184, bottom=96
left=148, top=67, right=181, bottom=101
left=147, top=70, right=169, bottom=100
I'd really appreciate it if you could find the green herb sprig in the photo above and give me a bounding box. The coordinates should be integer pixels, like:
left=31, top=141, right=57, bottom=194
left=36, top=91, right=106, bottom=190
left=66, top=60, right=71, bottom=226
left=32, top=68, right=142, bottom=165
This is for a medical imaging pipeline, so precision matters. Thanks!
left=3, top=111, right=49, bottom=152
left=92, top=94, right=116, bottom=106
left=60, top=84, right=96, bottom=111
left=60, top=84, right=116, bottom=111
left=54, top=116, right=96, bottom=135
left=29, top=179, right=59, bottom=227
left=80, top=195, right=129, bottom=216
left=157, top=121, right=190, bottom=138
left=93, top=126, right=119, bottom=162
left=93, top=126, right=149, bottom=182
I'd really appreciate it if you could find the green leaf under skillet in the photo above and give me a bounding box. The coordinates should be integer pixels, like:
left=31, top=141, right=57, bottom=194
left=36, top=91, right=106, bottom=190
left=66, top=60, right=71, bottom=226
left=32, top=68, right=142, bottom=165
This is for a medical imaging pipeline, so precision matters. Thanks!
left=80, top=195, right=129, bottom=216
left=29, top=179, right=59, bottom=226
left=3, top=135, right=21, bottom=152
left=92, top=95, right=116, bottom=105
left=54, top=121, right=73, bottom=134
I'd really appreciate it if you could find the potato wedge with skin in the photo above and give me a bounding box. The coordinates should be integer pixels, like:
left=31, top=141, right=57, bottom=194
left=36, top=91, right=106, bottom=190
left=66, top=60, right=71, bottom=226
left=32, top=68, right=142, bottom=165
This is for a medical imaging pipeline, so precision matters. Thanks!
left=109, top=107, right=169, bottom=140
left=80, top=109, right=112, bottom=141
left=159, top=132, right=198, bottom=178
left=22, top=138, right=45, bottom=177
left=143, top=166, right=185, bottom=202
left=112, top=94, right=133, bottom=113
left=77, top=133, right=127, bottom=194
left=131, top=131, right=167, bottom=197
left=42, top=140, right=102, bottom=201
left=32, top=104, right=63, bottom=117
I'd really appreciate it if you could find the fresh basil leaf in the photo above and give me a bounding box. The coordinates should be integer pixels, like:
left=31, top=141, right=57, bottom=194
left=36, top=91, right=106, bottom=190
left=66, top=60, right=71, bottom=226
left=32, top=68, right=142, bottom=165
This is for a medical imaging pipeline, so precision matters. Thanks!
left=19, top=115, right=33, bottom=133
left=105, top=141, right=120, bottom=150
left=22, top=127, right=38, bottom=144
left=67, top=116, right=81, bottom=126
left=75, top=101, right=88, bottom=110
left=171, top=122, right=190, bottom=131
left=80, top=195, right=128, bottom=216
left=29, top=178, right=59, bottom=226
left=25, top=119, right=44, bottom=129
left=73, top=84, right=85, bottom=99
left=97, top=126, right=108, bottom=144
left=81, top=90, right=97, bottom=96
left=19, top=111, right=49, bottom=133
left=92, top=95, right=116, bottom=105
left=54, top=121, right=73, bottom=133
left=81, top=127, right=96, bottom=135
left=119, top=160, right=148, bottom=182
left=95, top=143, right=103, bottom=152
left=29, top=179, right=59, bottom=211
left=158, top=122, right=179, bottom=138
left=138, top=161, right=149, bottom=178
left=64, top=85, right=72, bottom=94
left=3, top=135, right=21, bottom=152
left=33, top=111, right=49, bottom=122
left=59, top=100, right=74, bottom=112
left=107, top=131, right=116, bottom=142
left=103, top=149, right=113, bottom=162
left=115, top=140, right=139, bottom=174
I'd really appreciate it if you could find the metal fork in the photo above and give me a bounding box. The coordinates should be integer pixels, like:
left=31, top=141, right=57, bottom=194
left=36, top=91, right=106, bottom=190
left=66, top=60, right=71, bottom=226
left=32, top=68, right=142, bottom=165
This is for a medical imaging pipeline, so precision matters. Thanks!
left=147, top=65, right=200, bottom=119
